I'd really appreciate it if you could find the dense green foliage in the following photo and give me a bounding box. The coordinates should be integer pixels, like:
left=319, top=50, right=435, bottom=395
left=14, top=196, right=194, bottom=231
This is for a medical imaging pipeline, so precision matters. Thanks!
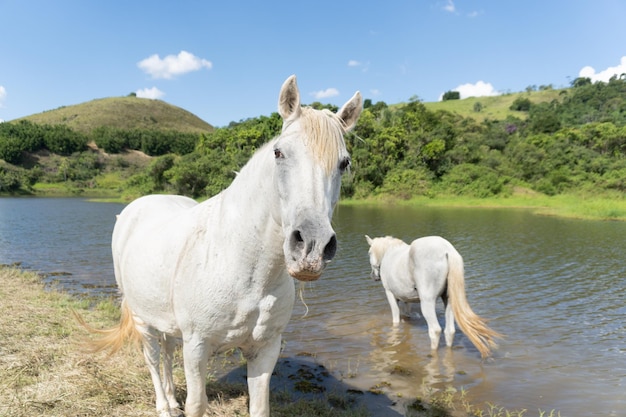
left=91, top=126, right=198, bottom=155
left=442, top=91, right=460, bottom=101
left=1, top=77, right=625, bottom=200
left=0, top=120, right=87, bottom=162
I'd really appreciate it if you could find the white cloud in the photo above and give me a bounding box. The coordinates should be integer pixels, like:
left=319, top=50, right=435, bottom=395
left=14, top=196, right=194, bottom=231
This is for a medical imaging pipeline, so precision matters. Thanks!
left=138, top=50, right=212, bottom=79
left=0, top=85, right=6, bottom=107
left=370, top=88, right=381, bottom=96
left=441, top=81, right=500, bottom=100
left=349, top=59, right=370, bottom=73
left=136, top=87, right=165, bottom=99
left=443, top=0, right=456, bottom=13
left=579, top=56, right=626, bottom=83
left=311, top=88, right=339, bottom=99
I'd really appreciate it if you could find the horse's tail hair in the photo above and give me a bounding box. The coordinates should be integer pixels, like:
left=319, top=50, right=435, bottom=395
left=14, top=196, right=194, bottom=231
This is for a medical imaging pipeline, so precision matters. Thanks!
left=446, top=250, right=502, bottom=359
left=73, top=299, right=143, bottom=356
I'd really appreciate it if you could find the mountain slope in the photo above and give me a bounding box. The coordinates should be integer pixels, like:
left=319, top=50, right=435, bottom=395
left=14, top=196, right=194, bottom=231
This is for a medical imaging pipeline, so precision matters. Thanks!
left=422, top=88, right=566, bottom=121
left=20, top=96, right=214, bottom=134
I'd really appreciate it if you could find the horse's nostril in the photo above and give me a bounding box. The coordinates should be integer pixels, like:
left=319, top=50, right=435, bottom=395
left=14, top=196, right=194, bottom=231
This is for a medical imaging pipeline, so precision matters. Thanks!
left=323, top=234, right=337, bottom=261
left=290, top=230, right=305, bottom=254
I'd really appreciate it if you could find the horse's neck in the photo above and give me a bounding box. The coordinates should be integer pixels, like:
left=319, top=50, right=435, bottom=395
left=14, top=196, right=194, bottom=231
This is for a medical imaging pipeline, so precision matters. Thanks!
left=385, top=241, right=409, bottom=261
left=212, top=148, right=281, bottom=249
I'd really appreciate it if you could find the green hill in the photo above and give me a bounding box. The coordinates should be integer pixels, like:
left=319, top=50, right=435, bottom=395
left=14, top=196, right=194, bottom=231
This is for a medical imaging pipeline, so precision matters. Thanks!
left=422, top=88, right=567, bottom=121
left=19, top=96, right=214, bottom=134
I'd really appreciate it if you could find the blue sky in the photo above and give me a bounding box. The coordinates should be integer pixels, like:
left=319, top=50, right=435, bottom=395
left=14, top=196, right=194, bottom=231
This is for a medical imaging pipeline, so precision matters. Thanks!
left=1, top=0, right=626, bottom=127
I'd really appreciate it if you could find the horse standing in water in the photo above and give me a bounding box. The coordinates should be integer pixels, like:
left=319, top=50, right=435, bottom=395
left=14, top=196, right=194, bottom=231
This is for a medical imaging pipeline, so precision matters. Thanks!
left=86, top=76, right=362, bottom=417
left=365, top=235, right=501, bottom=358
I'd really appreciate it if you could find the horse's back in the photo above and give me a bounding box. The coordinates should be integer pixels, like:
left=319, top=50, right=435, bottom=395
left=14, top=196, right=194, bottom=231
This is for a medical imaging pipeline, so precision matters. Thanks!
left=114, top=194, right=197, bottom=243
left=409, top=236, right=457, bottom=259
left=117, top=194, right=198, bottom=225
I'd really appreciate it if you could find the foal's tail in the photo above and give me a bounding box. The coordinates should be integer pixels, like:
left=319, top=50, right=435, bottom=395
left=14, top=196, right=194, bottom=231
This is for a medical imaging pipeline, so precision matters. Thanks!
left=74, top=299, right=143, bottom=355
left=446, top=250, right=502, bottom=359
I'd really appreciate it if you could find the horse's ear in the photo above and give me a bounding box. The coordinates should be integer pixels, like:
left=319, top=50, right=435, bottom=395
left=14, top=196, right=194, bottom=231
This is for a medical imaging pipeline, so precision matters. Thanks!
left=365, top=235, right=373, bottom=246
left=278, top=75, right=301, bottom=121
left=338, top=91, right=363, bottom=132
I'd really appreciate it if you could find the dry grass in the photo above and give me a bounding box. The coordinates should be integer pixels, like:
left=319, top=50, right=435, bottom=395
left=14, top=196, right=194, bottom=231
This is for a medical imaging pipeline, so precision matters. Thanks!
left=18, top=96, right=214, bottom=134
left=0, top=267, right=159, bottom=416
left=0, top=267, right=371, bottom=417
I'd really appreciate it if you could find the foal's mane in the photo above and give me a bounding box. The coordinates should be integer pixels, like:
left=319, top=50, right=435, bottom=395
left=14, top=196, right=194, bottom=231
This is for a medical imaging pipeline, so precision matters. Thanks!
left=296, top=106, right=348, bottom=175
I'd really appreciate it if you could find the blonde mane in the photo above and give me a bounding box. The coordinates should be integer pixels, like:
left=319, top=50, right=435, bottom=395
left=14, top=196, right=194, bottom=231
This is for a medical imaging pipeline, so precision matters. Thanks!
left=298, top=107, right=348, bottom=175
left=370, top=236, right=405, bottom=260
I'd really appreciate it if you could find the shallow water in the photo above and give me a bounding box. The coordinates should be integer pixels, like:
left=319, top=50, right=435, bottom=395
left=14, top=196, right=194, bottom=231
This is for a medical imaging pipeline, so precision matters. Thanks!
left=1, top=198, right=624, bottom=416
left=0, top=197, right=122, bottom=295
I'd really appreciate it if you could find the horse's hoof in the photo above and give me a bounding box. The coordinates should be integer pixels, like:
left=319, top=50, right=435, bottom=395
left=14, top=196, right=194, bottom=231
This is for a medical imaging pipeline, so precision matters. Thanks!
left=158, top=409, right=182, bottom=417
left=170, top=408, right=184, bottom=417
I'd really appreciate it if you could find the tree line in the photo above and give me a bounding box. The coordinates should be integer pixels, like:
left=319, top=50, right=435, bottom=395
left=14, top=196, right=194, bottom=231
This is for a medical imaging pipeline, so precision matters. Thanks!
left=1, top=77, right=625, bottom=198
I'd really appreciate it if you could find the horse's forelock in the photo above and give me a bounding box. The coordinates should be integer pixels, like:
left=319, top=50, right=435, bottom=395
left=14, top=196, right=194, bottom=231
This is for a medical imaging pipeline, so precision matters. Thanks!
left=298, top=107, right=347, bottom=175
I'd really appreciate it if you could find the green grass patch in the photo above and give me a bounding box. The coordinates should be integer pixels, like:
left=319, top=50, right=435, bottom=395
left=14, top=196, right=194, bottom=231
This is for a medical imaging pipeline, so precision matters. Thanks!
left=342, top=189, right=626, bottom=222
left=422, top=88, right=566, bottom=122
left=30, top=181, right=124, bottom=198
left=95, top=172, right=125, bottom=190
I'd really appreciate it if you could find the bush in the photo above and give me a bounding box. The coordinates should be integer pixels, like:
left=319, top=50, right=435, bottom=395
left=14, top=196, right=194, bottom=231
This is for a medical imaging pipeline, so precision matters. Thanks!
left=379, top=167, right=434, bottom=199
left=510, top=97, right=532, bottom=111
left=0, top=136, right=24, bottom=164
left=170, top=133, right=197, bottom=155
left=442, top=91, right=460, bottom=101
left=0, top=166, right=23, bottom=191
left=440, top=163, right=507, bottom=197
left=43, top=126, right=88, bottom=155
left=93, top=127, right=127, bottom=153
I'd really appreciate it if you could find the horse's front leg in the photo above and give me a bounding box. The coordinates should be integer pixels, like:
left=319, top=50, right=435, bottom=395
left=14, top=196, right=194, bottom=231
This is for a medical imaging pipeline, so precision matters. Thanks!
left=181, top=336, right=210, bottom=417
left=245, top=335, right=282, bottom=417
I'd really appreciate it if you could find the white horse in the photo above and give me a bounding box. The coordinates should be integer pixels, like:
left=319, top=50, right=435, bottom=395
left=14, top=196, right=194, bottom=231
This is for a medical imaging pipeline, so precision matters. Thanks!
left=365, top=235, right=501, bottom=358
left=84, top=76, right=362, bottom=417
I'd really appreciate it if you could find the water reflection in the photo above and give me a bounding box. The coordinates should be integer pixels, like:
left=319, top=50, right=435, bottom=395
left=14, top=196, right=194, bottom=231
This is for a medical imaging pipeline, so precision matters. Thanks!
left=369, top=325, right=456, bottom=389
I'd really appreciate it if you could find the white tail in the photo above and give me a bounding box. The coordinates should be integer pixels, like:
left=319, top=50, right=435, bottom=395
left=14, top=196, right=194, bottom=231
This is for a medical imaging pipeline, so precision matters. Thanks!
left=446, top=251, right=502, bottom=358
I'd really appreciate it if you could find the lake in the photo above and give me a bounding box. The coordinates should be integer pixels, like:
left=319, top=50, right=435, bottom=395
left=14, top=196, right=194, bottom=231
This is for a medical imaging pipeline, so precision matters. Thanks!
left=1, top=197, right=624, bottom=416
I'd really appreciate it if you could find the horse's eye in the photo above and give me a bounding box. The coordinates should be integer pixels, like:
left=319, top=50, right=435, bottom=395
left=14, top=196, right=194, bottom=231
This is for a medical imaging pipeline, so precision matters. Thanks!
left=274, top=149, right=284, bottom=159
left=339, top=157, right=351, bottom=172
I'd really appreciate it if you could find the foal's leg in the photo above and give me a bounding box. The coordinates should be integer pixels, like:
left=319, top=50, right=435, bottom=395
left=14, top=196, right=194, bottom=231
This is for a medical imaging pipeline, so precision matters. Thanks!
left=246, top=335, right=282, bottom=417
left=384, top=289, right=402, bottom=324
left=181, top=336, right=209, bottom=417
left=138, top=327, right=174, bottom=417
left=162, top=334, right=181, bottom=414
left=442, top=295, right=456, bottom=348
left=419, top=297, right=442, bottom=351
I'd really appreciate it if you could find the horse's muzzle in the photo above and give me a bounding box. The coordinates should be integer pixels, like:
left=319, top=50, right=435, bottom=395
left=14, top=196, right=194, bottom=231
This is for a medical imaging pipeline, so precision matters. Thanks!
left=287, top=267, right=323, bottom=281
left=370, top=266, right=381, bottom=281
left=285, top=229, right=336, bottom=281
